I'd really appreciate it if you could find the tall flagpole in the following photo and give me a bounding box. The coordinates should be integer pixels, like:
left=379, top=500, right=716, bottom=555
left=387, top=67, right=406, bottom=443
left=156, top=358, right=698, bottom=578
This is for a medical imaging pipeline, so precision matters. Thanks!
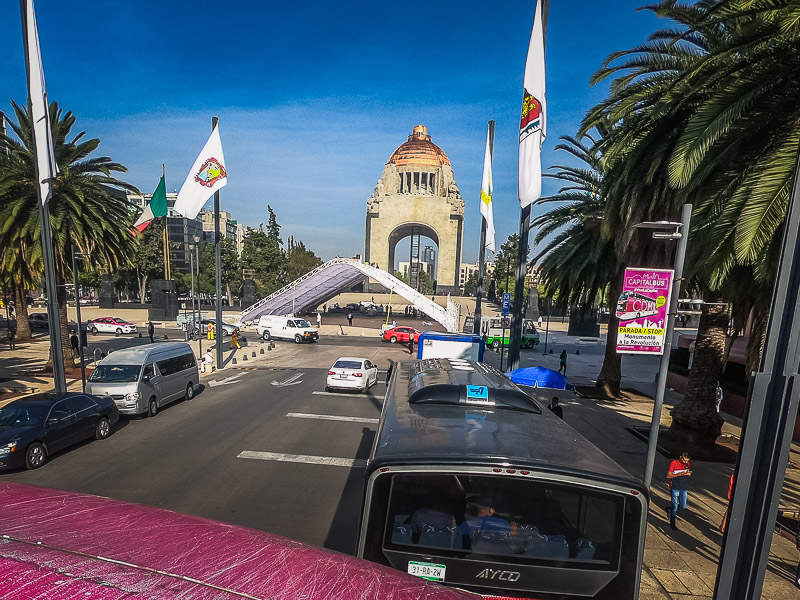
left=162, top=163, right=172, bottom=281
left=213, top=116, right=224, bottom=369
left=21, top=0, right=66, bottom=394
left=474, top=120, right=495, bottom=336
left=509, top=0, right=548, bottom=371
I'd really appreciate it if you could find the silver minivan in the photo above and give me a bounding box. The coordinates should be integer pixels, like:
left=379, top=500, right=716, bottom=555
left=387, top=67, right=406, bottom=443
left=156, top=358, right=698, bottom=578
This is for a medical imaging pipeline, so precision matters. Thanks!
left=86, top=342, right=199, bottom=417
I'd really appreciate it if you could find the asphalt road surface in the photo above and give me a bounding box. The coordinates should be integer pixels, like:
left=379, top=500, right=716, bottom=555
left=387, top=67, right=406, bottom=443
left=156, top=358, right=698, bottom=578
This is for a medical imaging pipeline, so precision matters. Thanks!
left=0, top=361, right=388, bottom=555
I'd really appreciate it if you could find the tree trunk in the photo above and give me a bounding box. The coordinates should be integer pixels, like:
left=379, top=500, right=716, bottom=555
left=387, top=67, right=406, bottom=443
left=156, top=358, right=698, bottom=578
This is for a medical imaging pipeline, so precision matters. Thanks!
left=44, top=273, right=75, bottom=371
left=138, top=271, right=148, bottom=305
left=595, top=272, right=623, bottom=398
left=226, top=283, right=233, bottom=307
left=13, top=283, right=32, bottom=340
left=745, top=305, right=768, bottom=374
left=668, top=302, right=728, bottom=447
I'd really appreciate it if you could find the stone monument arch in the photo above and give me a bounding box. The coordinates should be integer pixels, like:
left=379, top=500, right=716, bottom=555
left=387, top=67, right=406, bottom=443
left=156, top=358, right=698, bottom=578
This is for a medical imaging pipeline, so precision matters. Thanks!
left=364, top=125, right=464, bottom=294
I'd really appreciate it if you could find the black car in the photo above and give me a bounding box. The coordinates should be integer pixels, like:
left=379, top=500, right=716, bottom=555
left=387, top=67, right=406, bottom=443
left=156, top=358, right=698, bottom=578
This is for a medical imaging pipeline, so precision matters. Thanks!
left=0, top=392, right=119, bottom=471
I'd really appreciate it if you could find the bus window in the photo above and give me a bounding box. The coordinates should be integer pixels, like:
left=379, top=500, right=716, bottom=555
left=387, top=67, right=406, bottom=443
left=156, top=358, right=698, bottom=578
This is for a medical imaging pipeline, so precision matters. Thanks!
left=384, top=473, right=623, bottom=565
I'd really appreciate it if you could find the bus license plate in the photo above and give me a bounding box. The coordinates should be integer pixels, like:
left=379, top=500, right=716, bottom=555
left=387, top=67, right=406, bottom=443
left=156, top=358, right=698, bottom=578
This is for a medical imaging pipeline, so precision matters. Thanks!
left=408, top=561, right=446, bottom=582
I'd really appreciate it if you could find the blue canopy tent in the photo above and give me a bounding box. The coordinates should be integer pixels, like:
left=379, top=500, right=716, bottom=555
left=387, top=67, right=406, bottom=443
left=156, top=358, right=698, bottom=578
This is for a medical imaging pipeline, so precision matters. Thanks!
left=506, top=366, right=575, bottom=391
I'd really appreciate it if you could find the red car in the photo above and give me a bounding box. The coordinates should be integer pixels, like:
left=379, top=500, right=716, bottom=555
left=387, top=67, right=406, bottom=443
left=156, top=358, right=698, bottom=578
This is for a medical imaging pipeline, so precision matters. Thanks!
left=383, top=326, right=421, bottom=344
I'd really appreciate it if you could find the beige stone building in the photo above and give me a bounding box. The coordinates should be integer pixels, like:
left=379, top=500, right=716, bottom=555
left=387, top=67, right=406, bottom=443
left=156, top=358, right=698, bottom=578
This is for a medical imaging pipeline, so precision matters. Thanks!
left=364, top=125, right=464, bottom=294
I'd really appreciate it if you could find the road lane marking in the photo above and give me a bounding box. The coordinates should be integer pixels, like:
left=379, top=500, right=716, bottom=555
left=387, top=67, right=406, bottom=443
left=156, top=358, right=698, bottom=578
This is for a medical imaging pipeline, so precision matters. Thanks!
left=237, top=451, right=366, bottom=469
left=271, top=372, right=304, bottom=386
left=312, top=391, right=385, bottom=399
left=286, top=412, right=378, bottom=424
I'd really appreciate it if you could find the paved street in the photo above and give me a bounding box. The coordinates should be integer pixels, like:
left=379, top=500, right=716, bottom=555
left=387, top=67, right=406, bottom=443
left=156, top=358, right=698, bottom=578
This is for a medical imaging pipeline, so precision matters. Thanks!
left=0, top=361, right=387, bottom=554
left=1, top=320, right=799, bottom=599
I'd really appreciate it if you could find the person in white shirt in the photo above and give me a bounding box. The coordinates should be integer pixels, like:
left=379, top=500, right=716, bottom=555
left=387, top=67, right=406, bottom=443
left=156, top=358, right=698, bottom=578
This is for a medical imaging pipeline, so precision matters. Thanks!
left=201, top=350, right=214, bottom=373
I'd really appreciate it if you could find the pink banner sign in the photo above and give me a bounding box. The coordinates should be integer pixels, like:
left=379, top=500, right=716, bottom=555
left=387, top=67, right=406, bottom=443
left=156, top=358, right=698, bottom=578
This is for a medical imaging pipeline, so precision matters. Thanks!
left=616, top=267, right=674, bottom=355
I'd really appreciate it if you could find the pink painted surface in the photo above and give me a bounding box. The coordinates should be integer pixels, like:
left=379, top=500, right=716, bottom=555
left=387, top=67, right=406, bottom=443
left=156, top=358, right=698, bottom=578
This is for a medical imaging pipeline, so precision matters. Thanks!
left=0, top=482, right=477, bottom=600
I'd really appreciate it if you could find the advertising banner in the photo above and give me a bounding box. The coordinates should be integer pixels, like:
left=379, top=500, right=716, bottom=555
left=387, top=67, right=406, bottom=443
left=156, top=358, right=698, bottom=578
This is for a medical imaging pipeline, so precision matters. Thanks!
left=615, top=268, right=674, bottom=355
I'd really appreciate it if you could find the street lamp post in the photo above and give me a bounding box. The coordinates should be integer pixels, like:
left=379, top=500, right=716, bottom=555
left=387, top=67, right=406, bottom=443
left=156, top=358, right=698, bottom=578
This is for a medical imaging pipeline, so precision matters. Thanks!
left=193, top=235, right=201, bottom=358
left=71, top=245, right=87, bottom=392
left=641, top=204, right=693, bottom=489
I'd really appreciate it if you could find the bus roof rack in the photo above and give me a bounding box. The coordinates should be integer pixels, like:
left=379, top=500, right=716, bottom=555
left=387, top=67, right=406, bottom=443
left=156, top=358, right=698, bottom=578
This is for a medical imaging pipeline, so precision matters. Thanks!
left=406, top=359, right=541, bottom=413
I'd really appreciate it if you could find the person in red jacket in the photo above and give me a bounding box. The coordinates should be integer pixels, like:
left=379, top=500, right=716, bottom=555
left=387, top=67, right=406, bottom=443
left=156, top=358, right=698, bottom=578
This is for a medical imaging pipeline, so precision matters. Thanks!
left=666, top=451, right=692, bottom=531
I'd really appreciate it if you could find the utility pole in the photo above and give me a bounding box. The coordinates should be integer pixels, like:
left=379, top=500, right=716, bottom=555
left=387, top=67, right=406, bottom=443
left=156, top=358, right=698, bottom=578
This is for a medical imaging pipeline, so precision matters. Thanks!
left=213, top=117, right=224, bottom=369
left=642, top=204, right=692, bottom=488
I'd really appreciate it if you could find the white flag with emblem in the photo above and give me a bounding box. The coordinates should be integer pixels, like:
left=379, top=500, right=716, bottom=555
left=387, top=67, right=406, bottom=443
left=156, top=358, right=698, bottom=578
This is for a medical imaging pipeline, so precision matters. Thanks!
left=174, top=124, right=228, bottom=219
left=518, top=0, right=546, bottom=208
left=22, top=0, right=58, bottom=206
left=480, top=124, right=496, bottom=253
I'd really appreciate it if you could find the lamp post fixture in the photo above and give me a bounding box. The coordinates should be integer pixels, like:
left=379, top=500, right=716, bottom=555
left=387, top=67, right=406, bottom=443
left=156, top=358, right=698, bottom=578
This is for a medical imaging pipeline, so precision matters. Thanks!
left=638, top=204, right=692, bottom=489
left=71, top=244, right=88, bottom=392
left=193, top=234, right=201, bottom=357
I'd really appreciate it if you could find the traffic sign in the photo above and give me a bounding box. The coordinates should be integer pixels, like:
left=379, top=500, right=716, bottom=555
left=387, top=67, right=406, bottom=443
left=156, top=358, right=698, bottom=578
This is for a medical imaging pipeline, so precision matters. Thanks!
left=501, top=317, right=511, bottom=328
left=502, top=293, right=511, bottom=316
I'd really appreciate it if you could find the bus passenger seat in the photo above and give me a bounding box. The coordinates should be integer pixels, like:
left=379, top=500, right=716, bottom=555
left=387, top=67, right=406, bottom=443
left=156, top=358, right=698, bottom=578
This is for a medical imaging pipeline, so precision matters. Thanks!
left=575, top=537, right=595, bottom=559
left=523, top=529, right=570, bottom=559
left=392, top=515, right=412, bottom=544
left=470, top=531, right=513, bottom=555
left=412, top=509, right=462, bottom=549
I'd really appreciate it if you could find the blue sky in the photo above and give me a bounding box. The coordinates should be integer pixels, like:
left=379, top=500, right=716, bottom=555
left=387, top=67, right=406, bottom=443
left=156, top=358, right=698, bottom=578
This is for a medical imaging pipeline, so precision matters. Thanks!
left=1, top=1, right=662, bottom=264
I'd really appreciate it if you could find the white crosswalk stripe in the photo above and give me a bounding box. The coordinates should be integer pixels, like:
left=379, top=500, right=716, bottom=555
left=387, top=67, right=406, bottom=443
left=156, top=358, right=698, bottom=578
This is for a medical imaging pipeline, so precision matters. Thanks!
left=286, top=412, right=378, bottom=424
left=237, top=450, right=366, bottom=468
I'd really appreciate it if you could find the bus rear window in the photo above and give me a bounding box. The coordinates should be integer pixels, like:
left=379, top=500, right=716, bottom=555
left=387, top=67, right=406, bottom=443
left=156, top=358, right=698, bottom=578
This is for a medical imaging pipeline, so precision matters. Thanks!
left=384, top=473, right=623, bottom=568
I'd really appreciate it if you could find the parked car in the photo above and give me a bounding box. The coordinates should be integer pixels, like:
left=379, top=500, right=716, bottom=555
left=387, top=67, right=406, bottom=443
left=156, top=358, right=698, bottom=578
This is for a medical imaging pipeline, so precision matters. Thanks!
left=326, top=357, right=379, bottom=392
left=0, top=392, right=119, bottom=470
left=257, top=315, right=319, bottom=343
left=192, top=318, right=236, bottom=337
left=382, top=326, right=421, bottom=344
left=88, top=317, right=137, bottom=335
left=28, top=312, right=49, bottom=328
left=86, top=342, right=198, bottom=417
left=79, top=296, right=98, bottom=305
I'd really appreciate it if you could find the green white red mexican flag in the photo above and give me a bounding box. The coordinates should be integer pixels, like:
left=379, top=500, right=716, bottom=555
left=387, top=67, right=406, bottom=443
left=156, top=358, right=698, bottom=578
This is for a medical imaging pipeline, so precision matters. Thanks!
left=133, top=176, right=168, bottom=234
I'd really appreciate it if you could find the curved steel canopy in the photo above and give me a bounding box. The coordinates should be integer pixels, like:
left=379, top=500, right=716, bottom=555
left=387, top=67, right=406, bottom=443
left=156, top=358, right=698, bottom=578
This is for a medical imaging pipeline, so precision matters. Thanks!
left=236, top=258, right=459, bottom=332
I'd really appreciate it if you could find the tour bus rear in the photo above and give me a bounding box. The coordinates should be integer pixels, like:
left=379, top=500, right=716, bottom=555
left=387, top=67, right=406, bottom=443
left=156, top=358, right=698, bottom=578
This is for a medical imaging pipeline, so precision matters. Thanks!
left=357, top=359, right=647, bottom=599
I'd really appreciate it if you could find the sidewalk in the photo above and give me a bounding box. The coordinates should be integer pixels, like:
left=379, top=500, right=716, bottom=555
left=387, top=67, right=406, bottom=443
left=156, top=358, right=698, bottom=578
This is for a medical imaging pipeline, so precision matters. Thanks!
left=497, top=322, right=800, bottom=600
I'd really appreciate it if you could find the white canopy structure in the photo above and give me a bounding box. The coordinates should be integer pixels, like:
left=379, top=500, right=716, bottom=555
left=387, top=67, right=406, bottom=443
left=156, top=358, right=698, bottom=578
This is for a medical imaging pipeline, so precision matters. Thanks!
left=236, top=258, right=460, bottom=332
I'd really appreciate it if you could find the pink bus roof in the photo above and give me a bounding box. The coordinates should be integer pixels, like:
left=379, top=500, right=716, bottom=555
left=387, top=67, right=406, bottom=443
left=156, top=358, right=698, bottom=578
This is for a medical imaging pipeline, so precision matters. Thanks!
left=0, top=482, right=477, bottom=600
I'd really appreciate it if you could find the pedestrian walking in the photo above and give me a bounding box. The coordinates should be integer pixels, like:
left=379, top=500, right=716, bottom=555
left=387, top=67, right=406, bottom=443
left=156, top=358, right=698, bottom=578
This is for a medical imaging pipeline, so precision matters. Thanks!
left=795, top=518, right=800, bottom=588
left=147, top=321, right=155, bottom=343
left=7, top=325, right=16, bottom=351
left=547, top=396, right=563, bottom=419
left=408, top=333, right=415, bottom=356
left=230, top=328, right=241, bottom=350
left=537, top=316, right=543, bottom=329
left=347, top=312, right=353, bottom=326
left=558, top=349, right=567, bottom=374
left=316, top=312, right=321, bottom=328
left=207, top=322, right=215, bottom=340
left=70, top=332, right=79, bottom=356
left=720, top=472, right=734, bottom=533
left=716, top=382, right=724, bottom=413
left=666, top=451, right=692, bottom=530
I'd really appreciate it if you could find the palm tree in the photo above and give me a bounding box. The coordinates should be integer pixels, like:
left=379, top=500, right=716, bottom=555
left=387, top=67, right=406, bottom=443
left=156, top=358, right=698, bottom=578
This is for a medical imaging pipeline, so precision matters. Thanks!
left=579, top=0, right=800, bottom=444
left=533, top=134, right=624, bottom=396
left=0, top=100, right=138, bottom=365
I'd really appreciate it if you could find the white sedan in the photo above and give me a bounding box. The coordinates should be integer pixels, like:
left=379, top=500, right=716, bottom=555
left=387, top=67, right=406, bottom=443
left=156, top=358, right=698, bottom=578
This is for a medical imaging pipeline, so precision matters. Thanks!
left=326, top=357, right=379, bottom=393
left=87, top=317, right=137, bottom=335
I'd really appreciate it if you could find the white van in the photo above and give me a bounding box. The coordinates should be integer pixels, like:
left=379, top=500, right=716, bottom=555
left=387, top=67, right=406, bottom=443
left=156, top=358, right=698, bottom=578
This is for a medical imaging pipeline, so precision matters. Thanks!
left=257, top=315, right=319, bottom=343
left=86, top=342, right=199, bottom=417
